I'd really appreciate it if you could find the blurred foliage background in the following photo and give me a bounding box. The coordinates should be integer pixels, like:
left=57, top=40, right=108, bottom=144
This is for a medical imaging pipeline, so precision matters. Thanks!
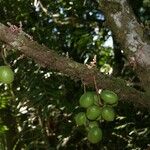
left=0, top=0, right=150, bottom=149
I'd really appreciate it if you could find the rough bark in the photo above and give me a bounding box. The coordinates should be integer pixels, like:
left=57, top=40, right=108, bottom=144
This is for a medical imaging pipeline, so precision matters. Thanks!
left=99, top=0, right=150, bottom=95
left=0, top=23, right=150, bottom=108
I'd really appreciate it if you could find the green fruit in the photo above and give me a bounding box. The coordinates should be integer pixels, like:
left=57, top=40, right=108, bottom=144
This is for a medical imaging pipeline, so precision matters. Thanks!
left=93, top=93, right=100, bottom=106
left=101, top=106, right=115, bottom=121
left=75, top=112, right=87, bottom=126
left=101, top=90, right=118, bottom=105
left=88, top=121, right=99, bottom=130
left=96, top=114, right=102, bottom=121
left=79, top=92, right=95, bottom=108
left=110, top=101, right=118, bottom=107
left=86, top=105, right=101, bottom=120
left=87, top=127, right=102, bottom=144
left=0, top=66, right=14, bottom=84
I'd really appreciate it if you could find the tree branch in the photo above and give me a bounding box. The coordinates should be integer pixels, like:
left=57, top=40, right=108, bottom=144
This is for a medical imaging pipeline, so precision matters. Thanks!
left=0, top=23, right=149, bottom=108
left=99, top=0, right=150, bottom=93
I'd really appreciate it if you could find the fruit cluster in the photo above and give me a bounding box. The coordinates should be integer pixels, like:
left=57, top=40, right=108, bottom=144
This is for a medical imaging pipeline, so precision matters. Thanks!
left=75, top=90, right=118, bottom=144
left=0, top=66, right=14, bottom=84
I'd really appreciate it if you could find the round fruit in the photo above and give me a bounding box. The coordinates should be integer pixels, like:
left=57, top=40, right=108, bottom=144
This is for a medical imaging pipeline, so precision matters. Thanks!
left=0, top=66, right=14, bottom=84
left=93, top=93, right=100, bottom=106
left=101, top=90, right=118, bottom=105
left=79, top=92, right=95, bottom=108
left=96, top=114, right=102, bottom=121
left=101, top=106, right=115, bottom=121
left=86, top=105, right=101, bottom=120
left=75, top=112, right=87, bottom=126
left=110, top=101, right=118, bottom=107
left=87, top=126, right=102, bottom=144
left=88, top=121, right=99, bottom=130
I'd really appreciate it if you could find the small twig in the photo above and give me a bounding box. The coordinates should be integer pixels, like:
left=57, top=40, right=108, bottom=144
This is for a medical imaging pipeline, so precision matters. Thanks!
left=7, top=22, right=33, bottom=40
left=1, top=46, right=9, bottom=65
left=93, top=76, right=98, bottom=93
left=83, top=82, right=86, bottom=93
left=86, top=55, right=97, bottom=69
